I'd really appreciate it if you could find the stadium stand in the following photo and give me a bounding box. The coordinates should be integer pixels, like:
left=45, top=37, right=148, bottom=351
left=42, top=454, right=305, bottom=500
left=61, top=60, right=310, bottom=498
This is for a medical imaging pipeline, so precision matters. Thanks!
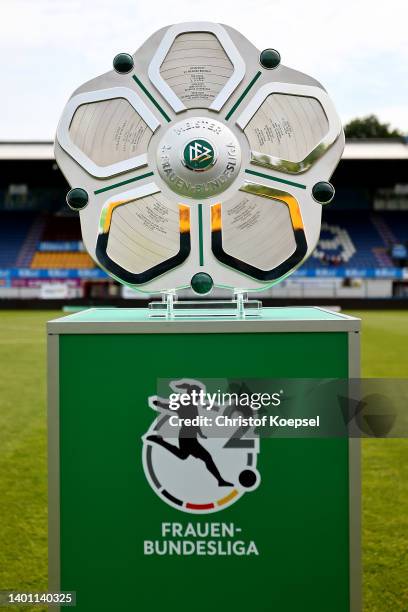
left=378, top=211, right=408, bottom=245
left=27, top=213, right=95, bottom=268
left=0, top=211, right=37, bottom=267
left=30, top=251, right=94, bottom=269
left=0, top=211, right=95, bottom=270
left=40, top=215, right=82, bottom=242
left=0, top=139, right=407, bottom=302
left=16, top=213, right=47, bottom=267
left=9, top=206, right=405, bottom=273
left=306, top=211, right=408, bottom=269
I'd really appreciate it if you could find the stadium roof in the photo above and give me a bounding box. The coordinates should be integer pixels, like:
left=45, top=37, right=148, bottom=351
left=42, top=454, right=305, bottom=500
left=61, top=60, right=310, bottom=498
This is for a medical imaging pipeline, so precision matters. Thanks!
left=0, top=142, right=54, bottom=160
left=343, top=139, right=408, bottom=160
left=0, top=139, right=408, bottom=161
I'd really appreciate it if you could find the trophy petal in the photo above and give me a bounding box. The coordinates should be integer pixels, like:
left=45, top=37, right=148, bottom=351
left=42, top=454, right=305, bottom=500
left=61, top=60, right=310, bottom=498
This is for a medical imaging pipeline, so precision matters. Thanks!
left=148, top=22, right=246, bottom=113
left=95, top=184, right=191, bottom=285
left=211, top=183, right=307, bottom=283
left=56, top=87, right=159, bottom=179
left=236, top=81, right=343, bottom=175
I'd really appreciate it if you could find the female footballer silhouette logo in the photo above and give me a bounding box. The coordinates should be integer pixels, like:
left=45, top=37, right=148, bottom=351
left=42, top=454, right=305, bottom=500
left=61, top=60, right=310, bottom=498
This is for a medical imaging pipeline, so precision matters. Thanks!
left=142, top=379, right=260, bottom=514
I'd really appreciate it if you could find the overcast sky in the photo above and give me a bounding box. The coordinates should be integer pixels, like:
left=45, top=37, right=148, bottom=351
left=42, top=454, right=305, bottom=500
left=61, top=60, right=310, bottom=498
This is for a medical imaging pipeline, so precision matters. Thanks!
left=1, top=0, right=407, bottom=140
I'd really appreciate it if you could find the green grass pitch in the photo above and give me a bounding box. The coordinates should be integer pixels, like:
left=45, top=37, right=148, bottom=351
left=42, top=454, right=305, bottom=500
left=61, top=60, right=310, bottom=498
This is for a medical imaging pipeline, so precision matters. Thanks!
left=0, top=309, right=407, bottom=611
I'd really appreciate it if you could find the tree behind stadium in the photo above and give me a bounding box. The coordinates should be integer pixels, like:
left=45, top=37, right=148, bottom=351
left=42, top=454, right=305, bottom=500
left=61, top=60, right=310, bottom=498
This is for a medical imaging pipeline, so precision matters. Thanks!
left=344, top=114, right=404, bottom=139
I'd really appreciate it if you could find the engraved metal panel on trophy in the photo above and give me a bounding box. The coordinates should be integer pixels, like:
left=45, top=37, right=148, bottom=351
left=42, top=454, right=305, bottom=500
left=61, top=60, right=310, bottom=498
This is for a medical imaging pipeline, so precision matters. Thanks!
left=211, top=183, right=307, bottom=281
left=218, top=190, right=296, bottom=270
left=244, top=94, right=330, bottom=173
left=106, top=195, right=180, bottom=272
left=96, top=187, right=191, bottom=283
left=69, top=98, right=152, bottom=166
left=159, top=32, right=234, bottom=108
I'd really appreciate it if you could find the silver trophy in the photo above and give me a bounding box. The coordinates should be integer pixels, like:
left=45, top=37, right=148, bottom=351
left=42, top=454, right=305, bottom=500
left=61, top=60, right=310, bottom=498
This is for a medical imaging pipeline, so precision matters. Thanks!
left=55, top=22, right=344, bottom=301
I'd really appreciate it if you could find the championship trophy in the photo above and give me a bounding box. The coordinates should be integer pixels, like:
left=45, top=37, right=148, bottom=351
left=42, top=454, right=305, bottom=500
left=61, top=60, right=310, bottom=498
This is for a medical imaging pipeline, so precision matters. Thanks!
left=55, top=22, right=344, bottom=314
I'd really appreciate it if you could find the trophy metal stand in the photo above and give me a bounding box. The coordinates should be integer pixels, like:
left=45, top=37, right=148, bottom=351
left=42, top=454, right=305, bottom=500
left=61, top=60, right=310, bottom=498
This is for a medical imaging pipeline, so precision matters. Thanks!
left=148, top=290, right=262, bottom=318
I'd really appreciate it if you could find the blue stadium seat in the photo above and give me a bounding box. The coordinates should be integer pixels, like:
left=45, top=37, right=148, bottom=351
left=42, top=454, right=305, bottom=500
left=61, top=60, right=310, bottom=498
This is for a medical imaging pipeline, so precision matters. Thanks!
left=0, top=212, right=36, bottom=267
left=305, top=211, right=408, bottom=269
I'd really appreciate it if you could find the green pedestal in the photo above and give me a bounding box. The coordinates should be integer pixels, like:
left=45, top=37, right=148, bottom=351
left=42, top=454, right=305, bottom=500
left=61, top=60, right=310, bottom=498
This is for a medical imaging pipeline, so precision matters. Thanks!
left=48, top=307, right=361, bottom=612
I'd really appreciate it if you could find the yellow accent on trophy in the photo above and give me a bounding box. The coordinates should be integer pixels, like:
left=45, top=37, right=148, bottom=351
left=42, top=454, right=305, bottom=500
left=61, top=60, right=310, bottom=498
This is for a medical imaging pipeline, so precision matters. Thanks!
left=239, top=182, right=304, bottom=231
left=179, top=205, right=191, bottom=234
left=211, top=204, right=222, bottom=232
left=100, top=198, right=133, bottom=234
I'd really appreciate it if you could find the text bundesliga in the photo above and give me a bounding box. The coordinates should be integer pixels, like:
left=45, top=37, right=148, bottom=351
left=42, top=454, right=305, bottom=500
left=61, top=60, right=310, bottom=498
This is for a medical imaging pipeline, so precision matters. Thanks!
left=167, top=414, right=320, bottom=429
left=144, top=523, right=259, bottom=556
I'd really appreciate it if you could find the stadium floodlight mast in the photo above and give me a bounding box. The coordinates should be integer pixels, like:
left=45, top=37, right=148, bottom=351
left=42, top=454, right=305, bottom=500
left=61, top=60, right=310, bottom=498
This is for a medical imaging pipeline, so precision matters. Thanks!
left=55, top=21, right=344, bottom=299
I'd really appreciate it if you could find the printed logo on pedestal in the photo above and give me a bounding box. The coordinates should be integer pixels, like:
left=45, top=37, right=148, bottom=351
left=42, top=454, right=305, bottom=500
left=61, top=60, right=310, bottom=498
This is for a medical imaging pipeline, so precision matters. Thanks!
left=142, top=379, right=261, bottom=514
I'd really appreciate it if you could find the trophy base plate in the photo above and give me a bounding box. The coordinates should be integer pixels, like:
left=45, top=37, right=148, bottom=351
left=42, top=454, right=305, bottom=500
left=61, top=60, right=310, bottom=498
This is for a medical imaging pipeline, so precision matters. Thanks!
left=148, top=293, right=261, bottom=319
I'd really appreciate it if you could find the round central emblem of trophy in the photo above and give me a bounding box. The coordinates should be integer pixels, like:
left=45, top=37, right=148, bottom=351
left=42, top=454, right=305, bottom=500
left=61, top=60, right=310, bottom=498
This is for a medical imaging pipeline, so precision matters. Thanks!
left=182, top=138, right=215, bottom=171
left=156, top=117, right=241, bottom=198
